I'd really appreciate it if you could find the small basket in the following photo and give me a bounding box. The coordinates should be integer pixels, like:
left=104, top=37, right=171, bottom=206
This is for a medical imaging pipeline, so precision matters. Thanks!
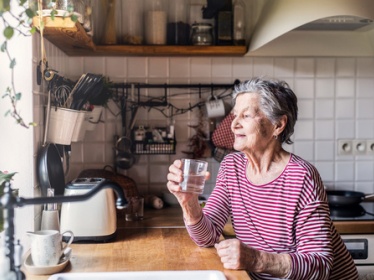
left=131, top=126, right=176, bottom=155
left=77, top=169, right=139, bottom=200
left=132, top=138, right=176, bottom=154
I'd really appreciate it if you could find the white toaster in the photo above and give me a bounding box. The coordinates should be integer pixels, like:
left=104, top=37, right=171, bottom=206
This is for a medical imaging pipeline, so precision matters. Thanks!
left=60, top=177, right=117, bottom=242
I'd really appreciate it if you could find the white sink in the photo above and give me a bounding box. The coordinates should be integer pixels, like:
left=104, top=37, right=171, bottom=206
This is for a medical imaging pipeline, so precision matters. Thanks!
left=48, top=270, right=226, bottom=280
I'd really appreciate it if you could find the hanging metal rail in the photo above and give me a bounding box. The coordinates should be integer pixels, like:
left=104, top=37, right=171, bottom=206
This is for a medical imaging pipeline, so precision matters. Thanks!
left=110, top=81, right=239, bottom=107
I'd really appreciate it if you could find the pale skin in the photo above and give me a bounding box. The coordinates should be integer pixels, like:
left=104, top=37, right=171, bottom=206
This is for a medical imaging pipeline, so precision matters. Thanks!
left=167, top=93, right=292, bottom=277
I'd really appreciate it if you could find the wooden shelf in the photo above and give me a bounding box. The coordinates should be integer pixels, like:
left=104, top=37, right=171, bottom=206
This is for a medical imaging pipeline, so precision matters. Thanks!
left=35, top=17, right=247, bottom=57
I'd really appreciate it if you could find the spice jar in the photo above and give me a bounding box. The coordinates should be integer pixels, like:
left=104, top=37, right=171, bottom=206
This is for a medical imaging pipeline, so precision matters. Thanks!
left=190, top=23, right=214, bottom=46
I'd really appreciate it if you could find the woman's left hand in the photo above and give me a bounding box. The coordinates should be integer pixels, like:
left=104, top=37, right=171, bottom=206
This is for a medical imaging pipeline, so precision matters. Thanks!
left=215, top=239, right=292, bottom=277
left=214, top=239, right=258, bottom=270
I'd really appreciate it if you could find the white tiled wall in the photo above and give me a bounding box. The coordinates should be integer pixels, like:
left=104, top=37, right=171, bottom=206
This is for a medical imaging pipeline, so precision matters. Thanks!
left=40, top=38, right=374, bottom=198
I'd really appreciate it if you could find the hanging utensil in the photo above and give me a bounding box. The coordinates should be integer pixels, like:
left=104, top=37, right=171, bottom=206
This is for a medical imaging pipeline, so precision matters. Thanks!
left=69, top=74, right=104, bottom=110
left=36, top=90, right=66, bottom=197
left=115, top=137, right=135, bottom=170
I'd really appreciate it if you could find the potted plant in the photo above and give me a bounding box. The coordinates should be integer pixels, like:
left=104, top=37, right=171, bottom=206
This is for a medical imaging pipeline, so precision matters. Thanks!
left=84, top=76, right=114, bottom=131
left=0, top=0, right=78, bottom=226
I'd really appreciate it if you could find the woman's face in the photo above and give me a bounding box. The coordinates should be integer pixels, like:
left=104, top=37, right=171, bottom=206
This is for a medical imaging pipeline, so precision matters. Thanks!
left=231, top=93, right=276, bottom=154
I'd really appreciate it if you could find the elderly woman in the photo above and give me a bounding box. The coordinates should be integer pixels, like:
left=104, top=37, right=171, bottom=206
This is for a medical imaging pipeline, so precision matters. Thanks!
left=166, top=78, right=358, bottom=279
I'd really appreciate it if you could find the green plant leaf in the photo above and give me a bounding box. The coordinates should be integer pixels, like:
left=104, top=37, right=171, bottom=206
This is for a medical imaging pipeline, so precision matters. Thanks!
left=70, top=14, right=78, bottom=22
left=15, top=92, right=21, bottom=100
left=25, top=8, right=35, bottom=19
left=0, top=171, right=17, bottom=186
left=0, top=41, right=6, bottom=52
left=50, top=9, right=57, bottom=20
left=30, top=26, right=37, bottom=34
left=4, top=109, right=10, bottom=116
left=67, top=5, right=74, bottom=14
left=9, top=58, right=16, bottom=69
left=0, top=0, right=11, bottom=12
left=3, top=26, right=14, bottom=40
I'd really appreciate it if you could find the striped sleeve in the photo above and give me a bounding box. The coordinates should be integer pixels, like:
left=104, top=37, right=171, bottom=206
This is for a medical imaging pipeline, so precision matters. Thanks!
left=186, top=153, right=358, bottom=279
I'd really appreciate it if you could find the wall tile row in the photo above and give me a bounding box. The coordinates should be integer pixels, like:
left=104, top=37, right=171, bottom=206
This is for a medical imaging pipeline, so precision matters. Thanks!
left=38, top=38, right=374, bottom=197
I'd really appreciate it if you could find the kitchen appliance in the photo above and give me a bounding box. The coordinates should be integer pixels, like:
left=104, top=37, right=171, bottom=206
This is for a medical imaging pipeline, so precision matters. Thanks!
left=60, top=178, right=117, bottom=242
left=246, top=0, right=374, bottom=56
left=330, top=202, right=374, bottom=277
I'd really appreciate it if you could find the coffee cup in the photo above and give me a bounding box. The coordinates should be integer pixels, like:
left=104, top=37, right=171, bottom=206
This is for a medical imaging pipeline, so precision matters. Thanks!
left=205, top=97, right=226, bottom=119
left=27, top=229, right=74, bottom=266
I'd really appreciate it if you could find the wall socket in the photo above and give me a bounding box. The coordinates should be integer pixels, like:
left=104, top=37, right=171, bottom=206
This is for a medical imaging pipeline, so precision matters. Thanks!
left=367, top=140, right=374, bottom=155
left=338, top=139, right=374, bottom=155
left=338, top=139, right=353, bottom=155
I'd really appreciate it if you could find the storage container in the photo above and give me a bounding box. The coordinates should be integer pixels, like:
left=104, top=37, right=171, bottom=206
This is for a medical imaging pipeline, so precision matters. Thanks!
left=190, top=23, right=213, bottom=46
left=144, top=0, right=167, bottom=45
left=121, top=0, right=144, bottom=44
left=167, top=0, right=189, bottom=45
left=91, top=0, right=121, bottom=45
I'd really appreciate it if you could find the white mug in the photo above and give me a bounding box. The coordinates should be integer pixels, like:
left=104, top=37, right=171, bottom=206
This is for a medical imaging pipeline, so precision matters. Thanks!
left=205, top=97, right=226, bottom=119
left=27, top=229, right=74, bottom=266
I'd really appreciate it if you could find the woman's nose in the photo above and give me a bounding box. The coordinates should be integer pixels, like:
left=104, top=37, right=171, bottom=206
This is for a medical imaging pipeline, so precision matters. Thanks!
left=231, top=118, right=238, bottom=130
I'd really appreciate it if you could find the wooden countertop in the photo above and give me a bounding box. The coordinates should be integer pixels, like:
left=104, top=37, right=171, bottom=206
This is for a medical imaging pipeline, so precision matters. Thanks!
left=24, top=207, right=250, bottom=280
left=24, top=204, right=373, bottom=279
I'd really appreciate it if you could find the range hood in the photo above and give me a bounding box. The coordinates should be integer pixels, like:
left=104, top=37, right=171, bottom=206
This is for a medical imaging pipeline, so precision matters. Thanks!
left=246, top=0, right=374, bottom=56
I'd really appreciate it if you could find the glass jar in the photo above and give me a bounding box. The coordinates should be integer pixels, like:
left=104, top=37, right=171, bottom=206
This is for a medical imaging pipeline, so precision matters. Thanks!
left=81, top=0, right=93, bottom=33
left=190, top=23, right=213, bottom=46
left=91, top=0, right=121, bottom=45
left=29, top=0, right=74, bottom=15
left=233, top=0, right=246, bottom=45
left=121, top=0, right=144, bottom=45
left=167, top=0, right=189, bottom=45
left=144, top=0, right=167, bottom=45
left=72, top=0, right=85, bottom=24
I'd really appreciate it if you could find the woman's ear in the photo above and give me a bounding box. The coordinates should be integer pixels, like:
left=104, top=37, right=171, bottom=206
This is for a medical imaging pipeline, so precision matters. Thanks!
left=275, top=115, right=288, bottom=135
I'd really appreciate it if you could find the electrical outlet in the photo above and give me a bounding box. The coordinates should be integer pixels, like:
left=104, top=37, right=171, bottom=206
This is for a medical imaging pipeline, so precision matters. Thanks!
left=367, top=140, right=374, bottom=155
left=337, top=139, right=353, bottom=155
left=353, top=140, right=367, bottom=155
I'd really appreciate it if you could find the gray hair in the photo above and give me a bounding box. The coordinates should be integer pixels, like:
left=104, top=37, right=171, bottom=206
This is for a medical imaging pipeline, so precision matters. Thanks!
left=233, top=78, right=298, bottom=144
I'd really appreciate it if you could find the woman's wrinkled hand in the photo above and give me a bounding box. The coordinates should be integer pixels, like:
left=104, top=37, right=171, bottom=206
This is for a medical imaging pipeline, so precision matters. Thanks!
left=215, top=239, right=259, bottom=271
left=166, top=159, right=183, bottom=192
left=166, top=159, right=194, bottom=205
left=166, top=159, right=210, bottom=206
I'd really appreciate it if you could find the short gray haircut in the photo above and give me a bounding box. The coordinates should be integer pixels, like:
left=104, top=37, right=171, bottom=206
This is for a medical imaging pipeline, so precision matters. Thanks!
left=233, top=78, right=298, bottom=144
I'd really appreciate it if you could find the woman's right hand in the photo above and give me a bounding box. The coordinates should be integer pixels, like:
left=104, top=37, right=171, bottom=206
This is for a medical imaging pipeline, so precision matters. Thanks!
left=166, top=159, right=196, bottom=205
left=167, top=159, right=210, bottom=225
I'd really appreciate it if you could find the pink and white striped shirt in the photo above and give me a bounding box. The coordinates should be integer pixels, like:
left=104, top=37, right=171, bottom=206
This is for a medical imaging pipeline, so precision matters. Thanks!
left=186, top=153, right=358, bottom=280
